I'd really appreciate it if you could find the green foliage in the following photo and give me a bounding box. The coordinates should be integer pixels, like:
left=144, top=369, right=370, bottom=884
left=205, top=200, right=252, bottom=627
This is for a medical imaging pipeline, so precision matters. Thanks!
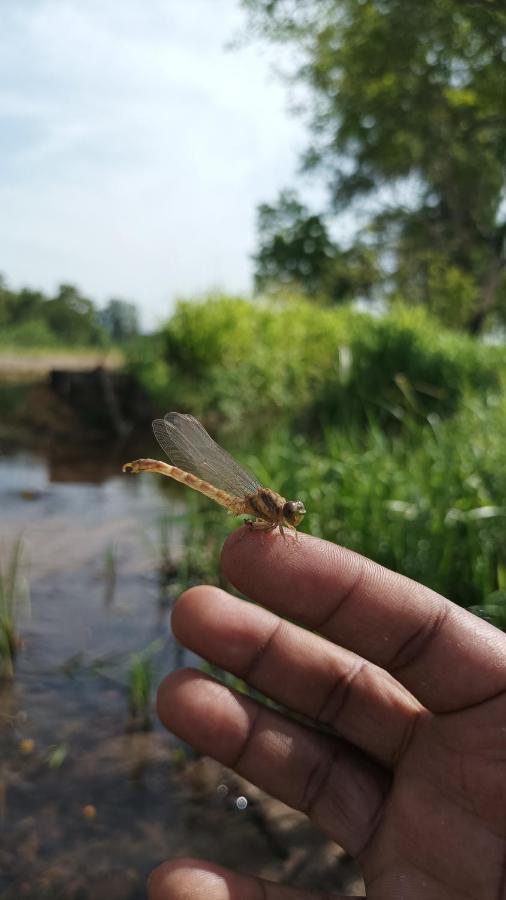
left=43, top=284, right=102, bottom=344
left=0, top=318, right=58, bottom=348
left=255, top=391, right=506, bottom=614
left=391, top=247, right=482, bottom=330
left=254, top=190, right=378, bottom=302
left=127, top=652, right=153, bottom=731
left=225, top=401, right=506, bottom=617
left=0, top=536, right=29, bottom=679
left=125, top=332, right=171, bottom=411
left=0, top=275, right=140, bottom=348
left=241, top=0, right=506, bottom=331
left=131, top=295, right=503, bottom=437
left=46, top=743, right=68, bottom=769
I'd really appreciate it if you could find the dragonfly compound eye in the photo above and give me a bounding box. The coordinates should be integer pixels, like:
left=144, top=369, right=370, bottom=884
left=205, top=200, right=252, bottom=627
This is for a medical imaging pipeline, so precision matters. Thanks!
left=282, top=500, right=306, bottom=526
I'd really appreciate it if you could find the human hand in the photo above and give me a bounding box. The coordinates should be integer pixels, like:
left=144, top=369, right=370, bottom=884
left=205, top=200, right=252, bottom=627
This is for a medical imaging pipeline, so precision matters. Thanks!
left=148, top=529, right=506, bottom=899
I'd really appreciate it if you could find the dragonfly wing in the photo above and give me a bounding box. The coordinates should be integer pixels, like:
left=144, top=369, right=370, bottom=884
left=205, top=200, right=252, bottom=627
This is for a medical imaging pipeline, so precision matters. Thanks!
left=152, top=413, right=261, bottom=498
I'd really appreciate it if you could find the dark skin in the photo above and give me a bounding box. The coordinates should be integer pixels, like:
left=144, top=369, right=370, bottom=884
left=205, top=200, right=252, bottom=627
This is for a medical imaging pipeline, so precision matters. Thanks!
left=148, top=529, right=506, bottom=900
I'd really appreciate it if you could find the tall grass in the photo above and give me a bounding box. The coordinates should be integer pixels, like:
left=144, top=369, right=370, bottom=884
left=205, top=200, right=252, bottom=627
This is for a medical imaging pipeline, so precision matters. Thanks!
left=126, top=638, right=166, bottom=732
left=127, top=652, right=153, bottom=732
left=0, top=536, right=29, bottom=678
left=251, top=394, right=506, bottom=614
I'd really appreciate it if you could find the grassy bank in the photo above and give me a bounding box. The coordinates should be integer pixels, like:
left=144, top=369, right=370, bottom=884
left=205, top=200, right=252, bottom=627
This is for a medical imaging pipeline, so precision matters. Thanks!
left=127, top=295, right=506, bottom=624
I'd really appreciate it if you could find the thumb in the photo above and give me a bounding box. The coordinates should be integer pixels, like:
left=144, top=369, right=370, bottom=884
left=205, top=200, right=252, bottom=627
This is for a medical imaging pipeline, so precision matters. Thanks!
left=148, top=858, right=361, bottom=899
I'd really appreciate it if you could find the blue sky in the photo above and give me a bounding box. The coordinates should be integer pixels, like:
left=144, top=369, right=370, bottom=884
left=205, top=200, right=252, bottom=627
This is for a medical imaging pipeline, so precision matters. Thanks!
left=0, top=0, right=307, bottom=327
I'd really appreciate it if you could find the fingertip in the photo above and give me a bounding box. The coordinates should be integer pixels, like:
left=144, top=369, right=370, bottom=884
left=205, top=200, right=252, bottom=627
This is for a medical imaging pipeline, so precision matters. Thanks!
left=147, top=857, right=346, bottom=899
left=171, top=585, right=209, bottom=635
left=147, top=858, right=232, bottom=899
left=156, top=667, right=198, bottom=728
left=156, top=667, right=251, bottom=763
left=172, top=585, right=239, bottom=647
left=221, top=524, right=257, bottom=560
left=221, top=525, right=292, bottom=581
left=221, top=528, right=332, bottom=623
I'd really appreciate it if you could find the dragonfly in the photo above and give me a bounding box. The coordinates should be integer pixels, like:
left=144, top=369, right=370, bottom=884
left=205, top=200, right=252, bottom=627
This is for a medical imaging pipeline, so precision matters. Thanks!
left=122, top=412, right=306, bottom=534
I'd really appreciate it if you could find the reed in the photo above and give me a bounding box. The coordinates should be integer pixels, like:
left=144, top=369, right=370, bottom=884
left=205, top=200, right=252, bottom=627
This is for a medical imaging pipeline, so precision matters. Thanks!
left=0, top=536, right=29, bottom=679
left=102, top=542, right=118, bottom=605
left=126, top=652, right=153, bottom=732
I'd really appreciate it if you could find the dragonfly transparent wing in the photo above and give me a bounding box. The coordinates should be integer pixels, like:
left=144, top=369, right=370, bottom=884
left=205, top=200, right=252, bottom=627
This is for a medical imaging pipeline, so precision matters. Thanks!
left=152, top=413, right=261, bottom=498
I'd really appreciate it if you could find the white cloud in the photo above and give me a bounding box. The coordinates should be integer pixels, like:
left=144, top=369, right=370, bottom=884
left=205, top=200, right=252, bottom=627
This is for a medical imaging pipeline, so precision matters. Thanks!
left=0, top=0, right=307, bottom=327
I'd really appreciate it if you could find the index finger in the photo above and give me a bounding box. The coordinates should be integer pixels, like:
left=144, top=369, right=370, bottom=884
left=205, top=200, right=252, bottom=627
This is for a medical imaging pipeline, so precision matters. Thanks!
left=221, top=529, right=506, bottom=712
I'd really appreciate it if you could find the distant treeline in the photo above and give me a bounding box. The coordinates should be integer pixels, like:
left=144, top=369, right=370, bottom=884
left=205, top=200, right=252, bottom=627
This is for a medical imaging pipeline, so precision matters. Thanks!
left=0, top=275, right=139, bottom=347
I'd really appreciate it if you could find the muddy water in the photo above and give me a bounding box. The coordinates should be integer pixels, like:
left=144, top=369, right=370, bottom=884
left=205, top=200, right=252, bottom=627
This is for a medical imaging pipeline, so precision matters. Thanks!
left=0, top=449, right=361, bottom=899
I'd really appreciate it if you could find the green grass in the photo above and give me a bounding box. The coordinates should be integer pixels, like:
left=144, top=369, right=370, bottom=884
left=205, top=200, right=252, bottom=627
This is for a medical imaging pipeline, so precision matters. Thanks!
left=127, top=652, right=153, bottom=731
left=237, top=393, right=506, bottom=618
left=125, top=638, right=167, bottom=732
left=0, top=536, right=30, bottom=678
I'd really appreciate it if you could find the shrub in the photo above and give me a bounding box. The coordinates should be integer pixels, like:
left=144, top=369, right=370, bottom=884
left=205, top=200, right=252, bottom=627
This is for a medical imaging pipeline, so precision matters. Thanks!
left=129, top=295, right=504, bottom=439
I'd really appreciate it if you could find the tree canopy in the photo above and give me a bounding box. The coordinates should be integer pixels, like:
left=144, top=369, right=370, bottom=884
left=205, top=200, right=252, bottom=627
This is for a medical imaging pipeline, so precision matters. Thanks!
left=254, top=190, right=378, bottom=301
left=243, top=0, right=506, bottom=331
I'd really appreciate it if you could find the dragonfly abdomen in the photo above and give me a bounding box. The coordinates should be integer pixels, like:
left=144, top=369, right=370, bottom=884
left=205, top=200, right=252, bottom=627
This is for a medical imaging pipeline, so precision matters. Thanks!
left=122, top=458, right=240, bottom=512
left=167, top=465, right=237, bottom=510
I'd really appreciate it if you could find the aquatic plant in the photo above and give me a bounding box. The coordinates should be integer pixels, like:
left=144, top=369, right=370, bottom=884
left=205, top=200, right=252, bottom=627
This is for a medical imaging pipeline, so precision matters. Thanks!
left=46, top=742, right=68, bottom=769
left=102, top=542, right=118, bottom=605
left=126, top=649, right=155, bottom=732
left=0, top=536, right=29, bottom=679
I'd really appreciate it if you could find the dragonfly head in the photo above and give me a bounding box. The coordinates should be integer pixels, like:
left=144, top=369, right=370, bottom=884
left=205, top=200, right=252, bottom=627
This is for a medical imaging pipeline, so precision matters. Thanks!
left=282, top=499, right=306, bottom=528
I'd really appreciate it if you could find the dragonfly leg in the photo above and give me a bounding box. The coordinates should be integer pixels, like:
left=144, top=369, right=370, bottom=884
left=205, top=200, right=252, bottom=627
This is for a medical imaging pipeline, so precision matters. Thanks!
left=246, top=518, right=278, bottom=533
left=280, top=523, right=299, bottom=542
left=246, top=519, right=299, bottom=541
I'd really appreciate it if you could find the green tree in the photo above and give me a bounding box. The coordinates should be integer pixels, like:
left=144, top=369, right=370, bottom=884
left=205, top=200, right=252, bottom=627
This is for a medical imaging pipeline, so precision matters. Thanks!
left=254, top=190, right=378, bottom=302
left=0, top=274, right=15, bottom=327
left=0, top=276, right=108, bottom=346
left=44, top=284, right=104, bottom=344
left=242, top=0, right=506, bottom=332
left=98, top=299, right=140, bottom=342
left=8, top=287, right=48, bottom=325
